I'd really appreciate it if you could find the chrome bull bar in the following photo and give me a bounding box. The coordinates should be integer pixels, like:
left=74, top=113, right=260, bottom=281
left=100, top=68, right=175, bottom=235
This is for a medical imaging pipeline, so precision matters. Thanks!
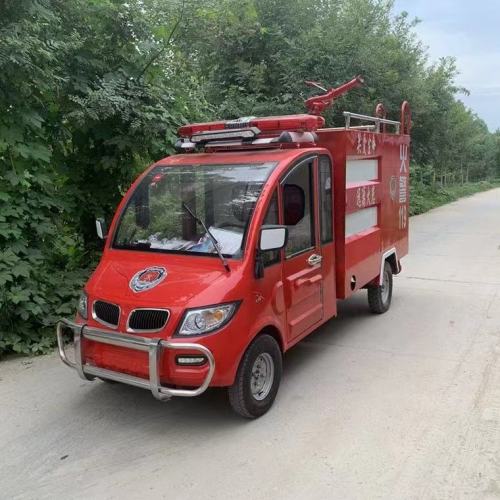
left=56, top=318, right=215, bottom=401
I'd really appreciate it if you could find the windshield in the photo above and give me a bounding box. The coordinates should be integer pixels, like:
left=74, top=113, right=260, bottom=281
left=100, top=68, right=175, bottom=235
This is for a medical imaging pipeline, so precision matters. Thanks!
left=113, top=162, right=277, bottom=257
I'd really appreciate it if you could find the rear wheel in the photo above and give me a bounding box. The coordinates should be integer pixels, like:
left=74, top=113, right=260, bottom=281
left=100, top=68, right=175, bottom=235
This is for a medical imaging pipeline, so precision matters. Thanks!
left=228, top=334, right=282, bottom=419
left=368, top=261, right=393, bottom=314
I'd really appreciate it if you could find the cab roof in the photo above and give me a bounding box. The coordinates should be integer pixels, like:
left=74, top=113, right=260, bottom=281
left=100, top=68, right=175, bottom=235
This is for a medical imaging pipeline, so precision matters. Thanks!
left=155, top=147, right=326, bottom=168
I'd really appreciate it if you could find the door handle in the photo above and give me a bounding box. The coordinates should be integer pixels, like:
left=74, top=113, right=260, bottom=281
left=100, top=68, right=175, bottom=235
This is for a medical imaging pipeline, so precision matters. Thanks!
left=307, top=254, right=323, bottom=266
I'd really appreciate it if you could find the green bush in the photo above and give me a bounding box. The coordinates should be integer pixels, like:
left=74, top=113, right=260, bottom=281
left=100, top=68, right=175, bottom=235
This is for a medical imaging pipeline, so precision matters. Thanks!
left=409, top=179, right=499, bottom=216
left=0, top=168, right=92, bottom=354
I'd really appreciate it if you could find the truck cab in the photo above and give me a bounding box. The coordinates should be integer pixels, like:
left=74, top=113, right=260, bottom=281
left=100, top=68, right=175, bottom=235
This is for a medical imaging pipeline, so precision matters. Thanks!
left=57, top=78, right=411, bottom=418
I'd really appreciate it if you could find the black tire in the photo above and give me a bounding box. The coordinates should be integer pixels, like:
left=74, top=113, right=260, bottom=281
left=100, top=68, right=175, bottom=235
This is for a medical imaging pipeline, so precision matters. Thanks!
left=368, top=261, right=393, bottom=314
left=228, top=334, right=282, bottom=419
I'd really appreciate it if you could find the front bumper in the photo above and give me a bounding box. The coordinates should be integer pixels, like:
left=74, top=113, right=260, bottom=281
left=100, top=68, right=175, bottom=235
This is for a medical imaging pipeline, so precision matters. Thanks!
left=56, top=318, right=215, bottom=401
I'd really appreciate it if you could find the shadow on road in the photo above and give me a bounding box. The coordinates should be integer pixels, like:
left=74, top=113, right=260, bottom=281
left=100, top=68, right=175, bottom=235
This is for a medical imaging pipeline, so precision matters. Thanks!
left=68, top=291, right=375, bottom=431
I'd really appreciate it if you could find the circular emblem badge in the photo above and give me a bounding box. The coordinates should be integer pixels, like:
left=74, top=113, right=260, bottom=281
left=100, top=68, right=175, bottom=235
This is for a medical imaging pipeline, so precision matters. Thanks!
left=130, top=266, right=167, bottom=293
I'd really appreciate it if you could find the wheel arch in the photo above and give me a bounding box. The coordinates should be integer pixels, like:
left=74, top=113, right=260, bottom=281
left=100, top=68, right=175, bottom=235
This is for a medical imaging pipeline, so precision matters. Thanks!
left=246, top=318, right=286, bottom=355
left=379, top=248, right=400, bottom=285
left=256, top=324, right=285, bottom=353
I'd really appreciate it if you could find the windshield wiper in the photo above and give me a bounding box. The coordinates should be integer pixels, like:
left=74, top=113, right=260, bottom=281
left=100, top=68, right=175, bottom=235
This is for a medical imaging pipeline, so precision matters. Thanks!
left=182, top=202, right=230, bottom=272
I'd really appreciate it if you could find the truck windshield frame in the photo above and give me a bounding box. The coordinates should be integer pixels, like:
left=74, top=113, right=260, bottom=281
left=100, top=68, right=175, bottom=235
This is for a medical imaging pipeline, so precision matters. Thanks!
left=112, top=161, right=277, bottom=259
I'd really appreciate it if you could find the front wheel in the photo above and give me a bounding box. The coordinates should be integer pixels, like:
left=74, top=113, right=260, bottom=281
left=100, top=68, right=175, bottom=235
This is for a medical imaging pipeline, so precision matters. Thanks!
left=368, top=261, right=393, bottom=314
left=228, top=334, right=282, bottom=419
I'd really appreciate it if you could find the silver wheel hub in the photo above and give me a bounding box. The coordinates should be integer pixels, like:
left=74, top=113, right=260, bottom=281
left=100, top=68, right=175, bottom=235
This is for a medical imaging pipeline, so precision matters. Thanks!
left=250, top=353, right=274, bottom=401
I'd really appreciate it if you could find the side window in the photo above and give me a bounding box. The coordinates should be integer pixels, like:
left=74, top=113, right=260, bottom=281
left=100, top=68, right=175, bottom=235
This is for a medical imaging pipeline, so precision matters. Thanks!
left=282, top=160, right=314, bottom=258
left=261, top=190, right=280, bottom=267
left=319, top=156, right=333, bottom=243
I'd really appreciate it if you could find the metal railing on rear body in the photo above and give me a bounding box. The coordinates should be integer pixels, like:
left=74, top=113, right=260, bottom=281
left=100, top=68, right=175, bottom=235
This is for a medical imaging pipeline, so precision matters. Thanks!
left=343, top=111, right=400, bottom=134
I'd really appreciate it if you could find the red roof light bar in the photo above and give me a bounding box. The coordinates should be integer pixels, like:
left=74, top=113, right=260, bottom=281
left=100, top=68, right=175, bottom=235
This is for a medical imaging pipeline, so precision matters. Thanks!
left=178, top=114, right=325, bottom=138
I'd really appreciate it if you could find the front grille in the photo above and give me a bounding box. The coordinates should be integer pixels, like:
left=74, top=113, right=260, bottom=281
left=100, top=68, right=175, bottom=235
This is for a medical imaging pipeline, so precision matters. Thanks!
left=128, top=309, right=169, bottom=332
left=93, top=300, right=120, bottom=328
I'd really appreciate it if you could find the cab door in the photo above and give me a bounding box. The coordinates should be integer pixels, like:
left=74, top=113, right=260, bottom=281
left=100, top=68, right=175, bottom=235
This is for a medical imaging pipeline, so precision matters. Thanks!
left=281, top=156, right=324, bottom=342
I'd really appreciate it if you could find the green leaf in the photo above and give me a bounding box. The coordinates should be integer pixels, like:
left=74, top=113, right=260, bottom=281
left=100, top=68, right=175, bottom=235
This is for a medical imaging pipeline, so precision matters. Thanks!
left=11, top=262, right=31, bottom=278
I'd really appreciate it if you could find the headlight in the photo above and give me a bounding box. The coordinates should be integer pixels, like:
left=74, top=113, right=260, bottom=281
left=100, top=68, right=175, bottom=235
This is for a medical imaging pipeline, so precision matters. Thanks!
left=77, top=291, right=88, bottom=320
left=177, top=302, right=239, bottom=336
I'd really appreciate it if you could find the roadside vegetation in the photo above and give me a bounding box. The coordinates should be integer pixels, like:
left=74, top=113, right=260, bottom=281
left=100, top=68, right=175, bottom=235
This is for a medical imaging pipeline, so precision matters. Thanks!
left=410, top=179, right=500, bottom=216
left=1, top=0, right=499, bottom=355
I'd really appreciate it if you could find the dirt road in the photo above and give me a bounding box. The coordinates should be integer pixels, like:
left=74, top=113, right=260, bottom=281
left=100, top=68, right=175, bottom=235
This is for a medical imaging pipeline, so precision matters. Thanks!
left=2, top=188, right=500, bottom=499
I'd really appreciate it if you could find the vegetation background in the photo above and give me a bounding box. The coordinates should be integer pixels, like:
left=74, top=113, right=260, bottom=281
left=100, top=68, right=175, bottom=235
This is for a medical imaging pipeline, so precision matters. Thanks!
left=1, top=0, right=499, bottom=355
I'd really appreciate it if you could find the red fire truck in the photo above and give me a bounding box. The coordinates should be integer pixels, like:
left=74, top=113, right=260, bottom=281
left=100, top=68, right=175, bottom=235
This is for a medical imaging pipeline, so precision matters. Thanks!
left=57, top=77, right=411, bottom=418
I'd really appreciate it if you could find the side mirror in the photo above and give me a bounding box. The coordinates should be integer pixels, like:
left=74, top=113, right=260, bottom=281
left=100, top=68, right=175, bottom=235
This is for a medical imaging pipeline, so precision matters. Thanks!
left=96, top=218, right=108, bottom=240
left=259, top=225, right=288, bottom=251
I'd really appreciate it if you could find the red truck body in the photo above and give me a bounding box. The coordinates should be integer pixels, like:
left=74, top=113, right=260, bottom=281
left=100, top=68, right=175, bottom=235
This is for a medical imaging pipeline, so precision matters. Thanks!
left=57, top=79, right=411, bottom=417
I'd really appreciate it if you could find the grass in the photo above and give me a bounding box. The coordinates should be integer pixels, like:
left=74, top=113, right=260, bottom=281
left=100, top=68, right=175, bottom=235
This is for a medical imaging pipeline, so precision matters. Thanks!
left=409, top=180, right=500, bottom=216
